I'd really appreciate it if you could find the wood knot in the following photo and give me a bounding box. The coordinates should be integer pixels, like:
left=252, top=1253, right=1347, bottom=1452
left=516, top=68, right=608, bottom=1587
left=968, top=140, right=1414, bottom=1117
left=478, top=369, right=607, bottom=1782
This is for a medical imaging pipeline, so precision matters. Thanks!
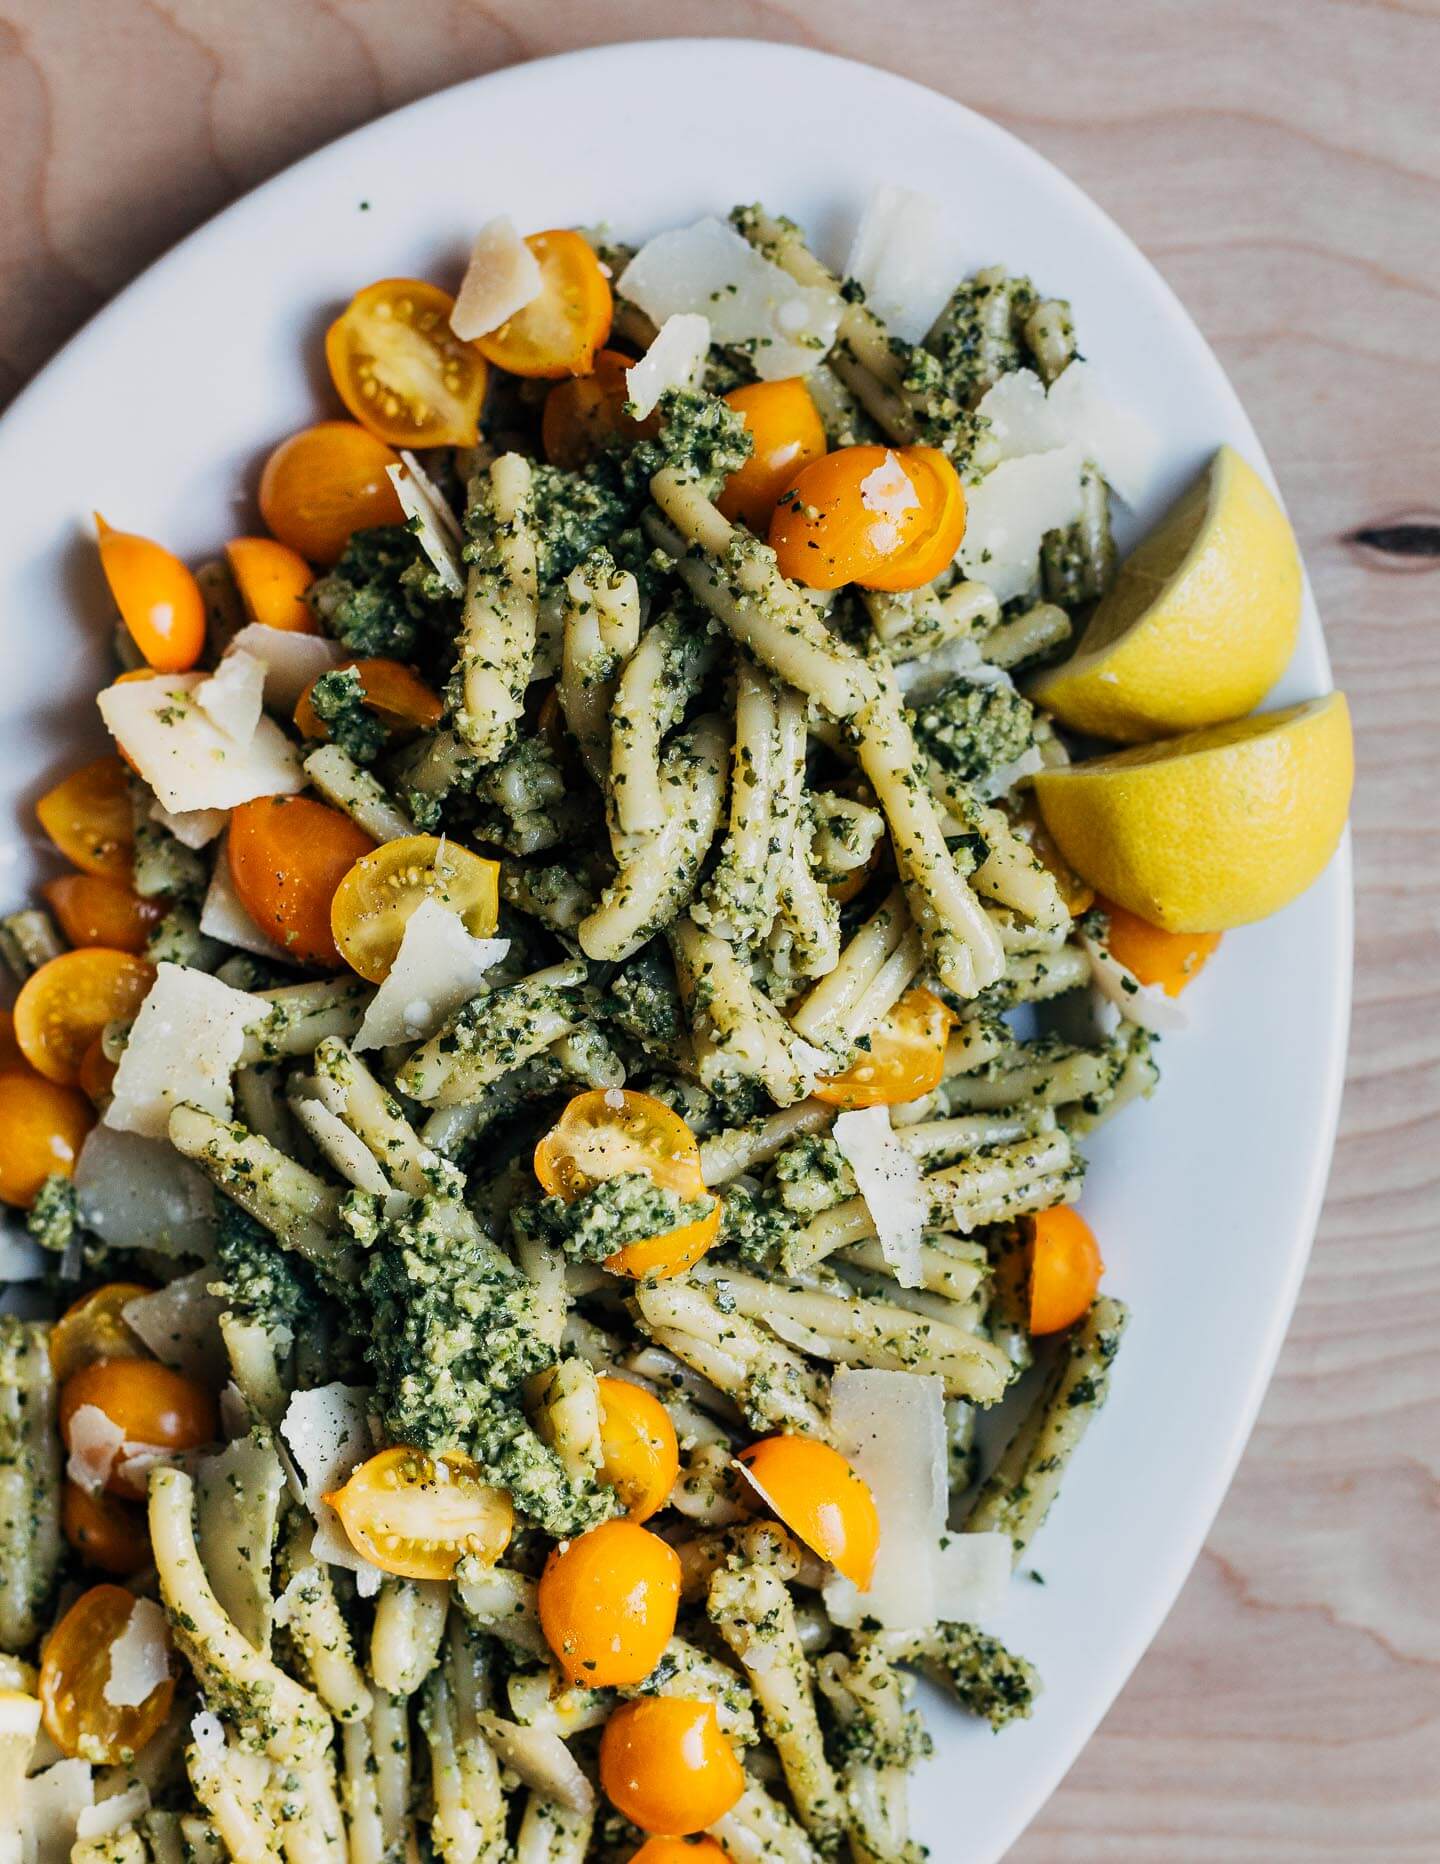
left=1345, top=513, right=1440, bottom=572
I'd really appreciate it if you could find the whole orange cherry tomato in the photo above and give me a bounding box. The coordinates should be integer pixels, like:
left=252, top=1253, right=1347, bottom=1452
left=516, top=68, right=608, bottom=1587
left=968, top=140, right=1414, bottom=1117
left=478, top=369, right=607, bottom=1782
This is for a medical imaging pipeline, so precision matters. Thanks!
left=42, top=875, right=161, bottom=956
left=60, top=1359, right=218, bottom=1498
left=0, top=1071, right=93, bottom=1207
left=1098, top=898, right=1220, bottom=998
left=324, top=1447, right=514, bottom=1581
left=814, top=986, right=953, bottom=1109
left=718, top=379, right=827, bottom=531
left=258, top=421, right=405, bottom=565
left=599, top=1697, right=746, bottom=1835
left=50, top=1282, right=152, bottom=1384
left=228, top=795, right=376, bottom=968
left=326, top=278, right=488, bottom=448
left=95, top=516, right=206, bottom=672
left=224, top=537, right=316, bottom=632
left=737, top=1435, right=879, bottom=1588
left=769, top=444, right=966, bottom=592
left=541, top=348, right=659, bottom=470
left=36, top=756, right=134, bottom=882
left=628, top=1840, right=729, bottom=1864
left=595, top=1377, right=680, bottom=1522
left=1028, top=1205, right=1104, bottom=1335
left=62, top=1482, right=151, bottom=1575
left=39, top=1585, right=174, bottom=1762
left=537, top=1518, right=681, bottom=1687
left=13, top=949, right=155, bottom=1087
left=293, top=657, right=443, bottom=742
left=474, top=230, right=612, bottom=379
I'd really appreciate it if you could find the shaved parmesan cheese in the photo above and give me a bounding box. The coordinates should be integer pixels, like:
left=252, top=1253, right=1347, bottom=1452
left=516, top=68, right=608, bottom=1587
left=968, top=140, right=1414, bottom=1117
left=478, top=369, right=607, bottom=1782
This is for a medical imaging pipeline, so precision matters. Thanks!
left=65, top=1405, right=125, bottom=1496
left=0, top=1232, right=47, bottom=1283
left=354, top=897, right=508, bottom=1051
left=123, top=1270, right=227, bottom=1382
left=105, top=963, right=268, bottom=1138
left=199, top=837, right=294, bottom=963
left=103, top=1597, right=171, bottom=1708
left=195, top=648, right=264, bottom=743
left=1081, top=933, right=1188, bottom=1034
left=197, top=1433, right=288, bottom=1653
left=1046, top=360, right=1162, bottom=507
left=858, top=451, right=921, bottom=554
left=832, top=1106, right=926, bottom=1288
left=625, top=313, right=711, bottom=421
left=76, top=1783, right=150, bottom=1841
left=389, top=452, right=464, bottom=596
left=190, top=1709, right=225, bottom=1763
left=20, top=1760, right=94, bottom=1864
left=450, top=215, right=544, bottom=340
left=979, top=743, right=1044, bottom=801
left=97, top=672, right=303, bottom=814
left=74, top=1127, right=216, bottom=1258
left=824, top=1369, right=947, bottom=1629
left=844, top=184, right=963, bottom=345
left=894, top=633, right=985, bottom=700
left=619, top=217, right=841, bottom=380
left=281, top=1383, right=385, bottom=1594
left=227, top=623, right=344, bottom=712
left=975, top=369, right=1065, bottom=462
left=289, top=1096, right=392, bottom=1195
left=956, top=445, right=1086, bottom=603
left=151, top=800, right=226, bottom=849
left=933, top=1531, right=1013, bottom=1623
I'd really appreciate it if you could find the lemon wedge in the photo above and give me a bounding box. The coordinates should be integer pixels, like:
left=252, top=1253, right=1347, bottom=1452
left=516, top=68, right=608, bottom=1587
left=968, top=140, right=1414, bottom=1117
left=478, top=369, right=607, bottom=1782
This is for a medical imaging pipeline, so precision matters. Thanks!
left=1032, top=693, right=1352, bottom=931
left=1029, top=445, right=1301, bottom=741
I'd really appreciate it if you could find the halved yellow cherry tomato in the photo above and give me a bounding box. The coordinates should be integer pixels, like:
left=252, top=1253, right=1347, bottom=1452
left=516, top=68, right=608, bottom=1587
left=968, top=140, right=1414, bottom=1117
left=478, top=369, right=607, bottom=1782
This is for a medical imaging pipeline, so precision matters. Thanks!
left=225, top=537, right=317, bottom=632
left=330, top=834, right=500, bottom=983
left=737, top=1435, right=880, bottom=1588
left=1028, top=1205, right=1104, bottom=1335
left=62, top=1481, right=151, bottom=1575
left=628, top=1840, right=729, bottom=1864
left=326, top=278, right=488, bottom=448
left=229, top=795, right=376, bottom=969
left=599, top=1696, right=746, bottom=1836
left=39, top=1584, right=174, bottom=1762
left=42, top=875, right=161, bottom=956
left=541, top=348, right=657, bottom=470
left=294, top=656, right=444, bottom=742
left=95, top=516, right=206, bottom=672
left=534, top=1089, right=708, bottom=1202
left=604, top=1202, right=721, bottom=1282
left=325, top=1446, right=514, bottom=1581
left=769, top=444, right=966, bottom=592
left=258, top=421, right=405, bottom=565
left=36, top=756, right=134, bottom=882
left=1098, top=898, right=1221, bottom=999
left=50, top=1283, right=153, bottom=1385
left=0, top=1071, right=93, bottom=1207
left=0, top=1010, right=23, bottom=1073
left=718, top=379, right=827, bottom=531
left=814, top=986, right=953, bottom=1109
left=596, top=1376, right=680, bottom=1522
left=60, top=1359, right=218, bottom=1499
left=538, top=1518, right=681, bottom=1687
left=475, top=230, right=613, bottom=379
left=14, top=950, right=155, bottom=1087
left=78, top=1038, right=118, bottom=1107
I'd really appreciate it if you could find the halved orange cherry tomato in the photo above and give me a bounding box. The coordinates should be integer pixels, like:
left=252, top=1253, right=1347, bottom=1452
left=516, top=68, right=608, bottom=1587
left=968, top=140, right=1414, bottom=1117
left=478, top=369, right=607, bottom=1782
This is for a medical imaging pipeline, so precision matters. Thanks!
left=224, top=537, right=317, bottom=632
left=60, top=1359, right=218, bottom=1498
left=326, top=278, right=488, bottom=448
left=78, top=1038, right=118, bottom=1107
left=294, top=657, right=444, bottom=742
left=599, top=1697, right=746, bottom=1836
left=14, top=950, right=155, bottom=1087
left=0, top=1071, right=93, bottom=1207
left=0, top=1009, right=23, bottom=1073
left=628, top=1840, right=729, bottom=1864
left=604, top=1203, right=721, bottom=1283
left=736, top=1435, right=880, bottom=1588
left=325, top=1446, right=514, bottom=1581
left=62, top=1481, right=151, bottom=1575
left=718, top=379, right=827, bottom=531
left=814, top=986, right=953, bottom=1109
left=474, top=230, right=613, bottom=379
left=39, top=1584, right=174, bottom=1762
left=769, top=444, right=966, bottom=592
left=1098, top=898, right=1221, bottom=999
left=535, top=1089, right=708, bottom=1202
left=541, top=348, right=658, bottom=470
left=258, top=421, right=406, bottom=565
left=1028, top=1205, right=1104, bottom=1335
left=42, top=876, right=161, bottom=956
left=95, top=516, right=206, bottom=673
left=229, top=795, right=376, bottom=968
left=596, top=1377, right=680, bottom=1522
left=36, top=756, right=134, bottom=882
left=50, top=1283, right=153, bottom=1384
left=538, top=1518, right=681, bottom=1687
left=330, top=833, right=499, bottom=983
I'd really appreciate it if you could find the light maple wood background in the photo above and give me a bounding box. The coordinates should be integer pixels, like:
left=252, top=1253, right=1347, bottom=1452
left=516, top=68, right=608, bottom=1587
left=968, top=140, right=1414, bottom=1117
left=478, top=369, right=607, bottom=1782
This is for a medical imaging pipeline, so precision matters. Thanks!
left=3, top=1, right=1436, bottom=1855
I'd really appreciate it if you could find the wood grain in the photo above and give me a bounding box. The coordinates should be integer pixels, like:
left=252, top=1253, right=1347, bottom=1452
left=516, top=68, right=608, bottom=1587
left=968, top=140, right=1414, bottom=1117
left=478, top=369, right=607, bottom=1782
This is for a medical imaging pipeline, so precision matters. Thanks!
left=3, top=1, right=1437, bottom=1853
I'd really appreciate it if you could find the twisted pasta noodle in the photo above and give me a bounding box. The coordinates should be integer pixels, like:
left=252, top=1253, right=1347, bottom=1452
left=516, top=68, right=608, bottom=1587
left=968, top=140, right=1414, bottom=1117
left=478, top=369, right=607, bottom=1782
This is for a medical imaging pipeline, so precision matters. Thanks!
left=692, top=657, right=784, bottom=944
left=0, top=1318, right=60, bottom=1653
left=302, top=745, right=415, bottom=843
left=369, top=1577, right=449, bottom=1698
left=513, top=1794, right=593, bottom=1864
left=1024, top=296, right=1077, bottom=383
left=608, top=601, right=718, bottom=837
left=699, top=1098, right=834, bottom=1186
left=866, top=578, right=1001, bottom=660
left=280, top=1518, right=372, bottom=1723
left=979, top=600, right=1072, bottom=672
left=185, top=1722, right=279, bottom=1864
left=239, top=980, right=373, bottom=1066
left=788, top=886, right=923, bottom=1059
left=769, top=687, right=841, bottom=980
left=557, top=551, right=641, bottom=783
left=710, top=1778, right=823, bottom=1864
left=816, top=1641, right=926, bottom=1864
left=1042, top=462, right=1114, bottom=606
left=633, top=1276, right=829, bottom=1437
left=168, top=1103, right=351, bottom=1277
left=671, top=916, right=821, bottom=1105
left=455, top=452, right=539, bottom=763
left=398, top=960, right=588, bottom=1106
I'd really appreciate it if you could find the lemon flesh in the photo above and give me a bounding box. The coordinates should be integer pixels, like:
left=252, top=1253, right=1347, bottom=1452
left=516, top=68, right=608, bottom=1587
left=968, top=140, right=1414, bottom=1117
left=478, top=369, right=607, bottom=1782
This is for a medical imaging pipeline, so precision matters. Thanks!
left=1032, top=692, right=1352, bottom=931
left=1029, top=445, right=1302, bottom=741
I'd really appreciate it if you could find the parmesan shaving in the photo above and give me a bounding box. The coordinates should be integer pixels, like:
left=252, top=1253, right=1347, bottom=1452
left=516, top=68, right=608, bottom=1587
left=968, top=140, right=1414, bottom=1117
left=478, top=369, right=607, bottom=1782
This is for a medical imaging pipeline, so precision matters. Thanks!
left=955, top=445, right=1087, bottom=603
left=199, top=836, right=294, bottom=962
left=979, top=743, right=1044, bottom=801
left=20, top=1760, right=93, bottom=1864
left=388, top=452, right=465, bottom=595
left=151, top=800, right=226, bottom=849
left=195, top=647, right=264, bottom=743
left=1046, top=359, right=1163, bottom=507
left=289, top=1095, right=393, bottom=1195
left=226, top=622, right=344, bottom=711
left=824, top=1369, right=947, bottom=1629
left=96, top=672, right=303, bottom=814
left=625, top=313, right=711, bottom=421
left=974, top=369, right=1065, bottom=461
left=280, top=1383, right=386, bottom=1594
left=105, top=963, right=268, bottom=1138
left=354, top=897, right=508, bottom=1051
left=122, top=1270, right=228, bottom=1383
left=76, top=1783, right=150, bottom=1841
left=450, top=215, right=544, bottom=340
left=64, top=1405, right=125, bottom=1496
left=844, top=184, right=964, bottom=345
left=933, top=1531, right=1013, bottom=1623
left=832, top=1106, right=926, bottom=1288
left=102, top=1597, right=172, bottom=1708
left=74, top=1126, right=216, bottom=1258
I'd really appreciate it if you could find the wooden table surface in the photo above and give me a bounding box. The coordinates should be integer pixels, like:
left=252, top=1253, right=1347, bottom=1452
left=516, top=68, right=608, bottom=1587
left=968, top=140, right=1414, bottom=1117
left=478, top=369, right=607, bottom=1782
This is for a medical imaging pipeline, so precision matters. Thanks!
left=3, top=1, right=1436, bottom=1854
